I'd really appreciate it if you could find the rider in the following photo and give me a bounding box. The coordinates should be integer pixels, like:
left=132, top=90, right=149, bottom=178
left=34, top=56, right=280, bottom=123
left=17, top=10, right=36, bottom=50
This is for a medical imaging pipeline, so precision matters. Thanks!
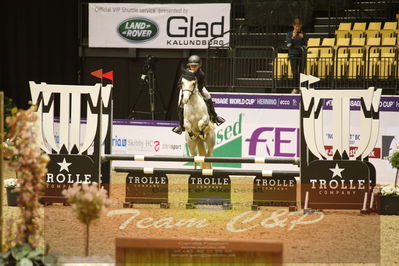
left=172, top=55, right=225, bottom=135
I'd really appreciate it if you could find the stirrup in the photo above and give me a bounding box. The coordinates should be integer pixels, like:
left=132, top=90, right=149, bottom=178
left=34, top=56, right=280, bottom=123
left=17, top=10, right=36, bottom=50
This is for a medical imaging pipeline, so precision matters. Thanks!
left=214, top=116, right=225, bottom=126
left=172, top=126, right=184, bottom=135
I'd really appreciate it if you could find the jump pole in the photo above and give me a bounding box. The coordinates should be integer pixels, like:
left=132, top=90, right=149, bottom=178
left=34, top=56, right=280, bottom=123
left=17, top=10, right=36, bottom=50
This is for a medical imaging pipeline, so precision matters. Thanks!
left=103, top=154, right=300, bottom=165
left=113, top=166, right=300, bottom=178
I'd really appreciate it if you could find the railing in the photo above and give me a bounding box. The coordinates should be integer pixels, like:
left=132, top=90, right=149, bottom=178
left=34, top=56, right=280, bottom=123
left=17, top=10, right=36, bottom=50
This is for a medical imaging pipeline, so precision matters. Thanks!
left=206, top=45, right=399, bottom=93
left=334, top=45, right=367, bottom=89
left=367, top=44, right=399, bottom=91
left=206, top=46, right=275, bottom=92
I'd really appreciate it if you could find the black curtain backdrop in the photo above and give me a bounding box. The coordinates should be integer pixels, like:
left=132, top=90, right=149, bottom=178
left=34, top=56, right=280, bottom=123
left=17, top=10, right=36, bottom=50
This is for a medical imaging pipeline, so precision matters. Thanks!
left=2, top=0, right=319, bottom=119
left=1, top=0, right=184, bottom=120
left=82, top=58, right=183, bottom=120
left=2, top=0, right=79, bottom=108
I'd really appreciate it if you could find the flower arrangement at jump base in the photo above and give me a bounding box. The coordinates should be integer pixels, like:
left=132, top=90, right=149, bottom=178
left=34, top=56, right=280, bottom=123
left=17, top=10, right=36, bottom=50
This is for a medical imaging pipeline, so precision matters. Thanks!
left=380, top=185, right=399, bottom=196
left=4, top=177, right=17, bottom=189
left=1, top=105, right=57, bottom=265
left=4, top=177, right=19, bottom=206
left=378, top=184, right=399, bottom=215
left=62, top=183, right=111, bottom=258
left=378, top=145, right=399, bottom=215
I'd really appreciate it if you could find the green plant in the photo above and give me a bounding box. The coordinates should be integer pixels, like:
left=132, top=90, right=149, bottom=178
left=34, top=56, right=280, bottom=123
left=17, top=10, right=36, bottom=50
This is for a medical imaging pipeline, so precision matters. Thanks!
left=388, top=149, right=399, bottom=169
left=0, top=243, right=57, bottom=266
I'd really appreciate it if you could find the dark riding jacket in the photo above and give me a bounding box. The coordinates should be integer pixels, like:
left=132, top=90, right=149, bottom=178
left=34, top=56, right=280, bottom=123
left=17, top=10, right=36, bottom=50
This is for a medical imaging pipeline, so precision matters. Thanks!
left=179, top=68, right=206, bottom=92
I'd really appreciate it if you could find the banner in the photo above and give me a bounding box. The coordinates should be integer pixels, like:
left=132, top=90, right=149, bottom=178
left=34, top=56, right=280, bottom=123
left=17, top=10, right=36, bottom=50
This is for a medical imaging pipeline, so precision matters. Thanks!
left=51, top=93, right=399, bottom=184
left=88, top=3, right=230, bottom=49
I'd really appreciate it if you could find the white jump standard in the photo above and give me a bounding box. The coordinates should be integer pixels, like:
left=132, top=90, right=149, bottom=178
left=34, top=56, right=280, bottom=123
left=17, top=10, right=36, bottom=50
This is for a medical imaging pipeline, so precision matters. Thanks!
left=29, top=76, right=382, bottom=213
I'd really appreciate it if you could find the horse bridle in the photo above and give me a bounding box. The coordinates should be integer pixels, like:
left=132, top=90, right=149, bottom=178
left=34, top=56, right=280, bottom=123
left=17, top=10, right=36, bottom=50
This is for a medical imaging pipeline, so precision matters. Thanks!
left=181, top=78, right=198, bottom=101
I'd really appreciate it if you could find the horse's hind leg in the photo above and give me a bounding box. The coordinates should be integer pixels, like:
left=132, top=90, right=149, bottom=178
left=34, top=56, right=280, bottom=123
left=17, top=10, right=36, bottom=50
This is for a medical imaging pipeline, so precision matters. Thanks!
left=186, top=136, right=198, bottom=169
left=197, top=141, right=210, bottom=169
left=205, top=132, right=215, bottom=169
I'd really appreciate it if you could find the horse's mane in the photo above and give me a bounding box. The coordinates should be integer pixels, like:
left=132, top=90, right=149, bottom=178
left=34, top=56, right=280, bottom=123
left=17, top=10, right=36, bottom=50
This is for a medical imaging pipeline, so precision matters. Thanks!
left=181, top=69, right=196, bottom=81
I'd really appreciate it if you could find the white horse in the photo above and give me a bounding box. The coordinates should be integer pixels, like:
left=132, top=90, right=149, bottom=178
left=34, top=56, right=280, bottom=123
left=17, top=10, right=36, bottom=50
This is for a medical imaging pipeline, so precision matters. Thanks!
left=180, top=71, right=215, bottom=169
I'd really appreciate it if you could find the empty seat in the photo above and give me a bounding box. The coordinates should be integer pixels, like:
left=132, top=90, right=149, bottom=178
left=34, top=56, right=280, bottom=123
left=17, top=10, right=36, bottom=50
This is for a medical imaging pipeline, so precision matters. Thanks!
left=335, top=23, right=351, bottom=39
left=381, top=37, right=396, bottom=53
left=366, top=37, right=381, bottom=50
left=383, top=22, right=397, bottom=30
left=336, top=38, right=351, bottom=48
left=366, top=38, right=381, bottom=78
left=318, top=38, right=335, bottom=78
left=379, top=37, right=397, bottom=79
left=350, top=30, right=365, bottom=39
left=320, top=38, right=335, bottom=54
left=336, top=30, right=350, bottom=39
left=348, top=38, right=366, bottom=79
left=274, top=53, right=292, bottom=79
left=306, top=38, right=320, bottom=76
left=380, top=29, right=395, bottom=39
left=335, top=38, right=350, bottom=78
left=366, top=37, right=381, bottom=58
left=307, top=38, right=321, bottom=48
left=368, top=22, right=382, bottom=31
left=350, top=37, right=366, bottom=52
left=365, top=30, right=380, bottom=39
left=353, top=22, right=367, bottom=31
left=338, top=22, right=352, bottom=31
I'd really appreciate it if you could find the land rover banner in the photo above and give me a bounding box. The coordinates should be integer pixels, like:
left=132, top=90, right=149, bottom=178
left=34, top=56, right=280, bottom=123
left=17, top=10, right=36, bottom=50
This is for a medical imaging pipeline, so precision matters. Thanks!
left=88, top=3, right=230, bottom=49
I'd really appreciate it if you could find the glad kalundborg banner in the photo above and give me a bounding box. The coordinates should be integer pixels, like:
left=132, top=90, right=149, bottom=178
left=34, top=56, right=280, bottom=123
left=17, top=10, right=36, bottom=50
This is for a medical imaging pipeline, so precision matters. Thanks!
left=108, top=93, right=399, bottom=185
left=88, top=3, right=230, bottom=48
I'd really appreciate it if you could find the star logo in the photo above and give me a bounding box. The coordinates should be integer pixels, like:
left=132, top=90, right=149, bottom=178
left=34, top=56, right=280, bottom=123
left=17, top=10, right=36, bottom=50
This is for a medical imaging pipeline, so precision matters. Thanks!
left=57, top=158, right=72, bottom=172
left=329, top=163, right=344, bottom=178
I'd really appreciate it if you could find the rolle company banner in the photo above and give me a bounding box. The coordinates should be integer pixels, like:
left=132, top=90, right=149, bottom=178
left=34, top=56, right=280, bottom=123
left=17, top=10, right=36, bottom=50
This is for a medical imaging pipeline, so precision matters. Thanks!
left=89, top=3, right=230, bottom=49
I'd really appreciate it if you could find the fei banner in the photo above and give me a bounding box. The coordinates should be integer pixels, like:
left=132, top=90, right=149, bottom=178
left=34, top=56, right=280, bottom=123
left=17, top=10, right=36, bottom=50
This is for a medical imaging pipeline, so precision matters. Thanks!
left=88, top=3, right=230, bottom=49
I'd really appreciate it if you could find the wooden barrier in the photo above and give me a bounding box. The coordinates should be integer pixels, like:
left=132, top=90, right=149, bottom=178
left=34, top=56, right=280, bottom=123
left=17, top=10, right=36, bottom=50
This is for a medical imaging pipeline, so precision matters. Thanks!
left=115, top=237, right=283, bottom=265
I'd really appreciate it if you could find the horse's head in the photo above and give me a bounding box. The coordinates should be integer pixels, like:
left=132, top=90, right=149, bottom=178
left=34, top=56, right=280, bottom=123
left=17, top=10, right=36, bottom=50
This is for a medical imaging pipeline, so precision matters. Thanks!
left=180, top=70, right=197, bottom=105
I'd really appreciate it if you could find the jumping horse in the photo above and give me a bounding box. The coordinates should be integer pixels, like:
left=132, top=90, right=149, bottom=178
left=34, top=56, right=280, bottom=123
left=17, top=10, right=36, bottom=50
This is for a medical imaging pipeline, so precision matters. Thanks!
left=180, top=70, right=215, bottom=169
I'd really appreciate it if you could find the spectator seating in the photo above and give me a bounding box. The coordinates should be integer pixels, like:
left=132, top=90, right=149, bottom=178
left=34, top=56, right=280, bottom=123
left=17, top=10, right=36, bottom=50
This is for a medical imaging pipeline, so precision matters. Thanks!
left=306, top=21, right=399, bottom=80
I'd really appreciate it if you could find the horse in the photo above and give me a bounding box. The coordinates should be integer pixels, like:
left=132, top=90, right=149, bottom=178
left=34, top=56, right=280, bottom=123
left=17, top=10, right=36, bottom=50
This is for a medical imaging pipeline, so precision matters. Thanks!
left=180, top=71, right=215, bottom=169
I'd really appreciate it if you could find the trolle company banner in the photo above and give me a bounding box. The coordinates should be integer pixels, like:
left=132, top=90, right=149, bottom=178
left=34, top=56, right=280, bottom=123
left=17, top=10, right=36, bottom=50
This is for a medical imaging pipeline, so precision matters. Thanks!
left=88, top=3, right=230, bottom=49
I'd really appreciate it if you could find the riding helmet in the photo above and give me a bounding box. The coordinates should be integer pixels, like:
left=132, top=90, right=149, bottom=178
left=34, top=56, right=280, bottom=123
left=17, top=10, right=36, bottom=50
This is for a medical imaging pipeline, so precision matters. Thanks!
left=187, top=55, right=201, bottom=66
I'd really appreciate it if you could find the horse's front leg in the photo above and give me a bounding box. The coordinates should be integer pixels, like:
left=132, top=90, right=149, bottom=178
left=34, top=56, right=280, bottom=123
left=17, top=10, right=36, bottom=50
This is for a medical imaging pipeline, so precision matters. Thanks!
left=197, top=115, right=210, bottom=139
left=205, top=131, right=215, bottom=169
left=185, top=136, right=198, bottom=169
left=184, top=119, right=195, bottom=138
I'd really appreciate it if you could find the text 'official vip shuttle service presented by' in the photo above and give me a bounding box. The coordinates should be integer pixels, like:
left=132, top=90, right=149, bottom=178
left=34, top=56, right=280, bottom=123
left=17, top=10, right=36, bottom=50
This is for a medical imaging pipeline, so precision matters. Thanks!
left=89, top=3, right=230, bottom=49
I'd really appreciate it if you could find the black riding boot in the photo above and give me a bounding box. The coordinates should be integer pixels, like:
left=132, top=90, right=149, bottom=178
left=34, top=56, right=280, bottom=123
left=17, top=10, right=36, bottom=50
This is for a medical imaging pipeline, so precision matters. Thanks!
left=205, top=98, right=225, bottom=125
left=172, top=104, right=185, bottom=134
